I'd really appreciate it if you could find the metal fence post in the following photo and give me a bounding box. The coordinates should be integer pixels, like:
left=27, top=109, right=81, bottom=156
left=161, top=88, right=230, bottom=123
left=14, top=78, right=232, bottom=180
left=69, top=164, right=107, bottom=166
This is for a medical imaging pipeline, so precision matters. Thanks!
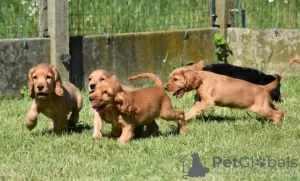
left=211, top=0, right=217, bottom=27
left=241, top=9, right=246, bottom=28
left=48, top=0, right=69, bottom=81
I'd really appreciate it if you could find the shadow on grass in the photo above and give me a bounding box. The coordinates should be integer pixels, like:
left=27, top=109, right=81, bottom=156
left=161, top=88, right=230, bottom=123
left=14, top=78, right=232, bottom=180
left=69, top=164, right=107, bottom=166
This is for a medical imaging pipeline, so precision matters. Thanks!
left=32, top=123, right=92, bottom=136
left=68, top=123, right=92, bottom=133
left=193, top=112, right=270, bottom=125
left=100, top=125, right=182, bottom=141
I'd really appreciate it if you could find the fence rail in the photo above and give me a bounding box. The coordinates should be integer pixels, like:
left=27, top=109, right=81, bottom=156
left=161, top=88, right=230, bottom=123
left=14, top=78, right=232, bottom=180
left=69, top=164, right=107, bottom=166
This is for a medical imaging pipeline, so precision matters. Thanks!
left=68, top=0, right=210, bottom=36
left=235, top=0, right=300, bottom=29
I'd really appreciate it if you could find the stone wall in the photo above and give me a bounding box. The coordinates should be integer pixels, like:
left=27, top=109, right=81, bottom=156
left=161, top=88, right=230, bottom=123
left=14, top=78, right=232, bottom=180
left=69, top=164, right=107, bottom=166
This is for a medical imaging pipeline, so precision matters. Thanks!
left=81, top=28, right=217, bottom=88
left=227, top=28, right=300, bottom=76
left=0, top=38, right=50, bottom=98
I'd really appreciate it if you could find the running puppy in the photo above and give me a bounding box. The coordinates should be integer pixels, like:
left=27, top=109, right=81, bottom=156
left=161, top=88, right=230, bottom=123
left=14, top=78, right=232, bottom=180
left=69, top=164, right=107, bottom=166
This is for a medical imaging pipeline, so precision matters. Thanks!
left=115, top=73, right=186, bottom=143
left=190, top=60, right=282, bottom=102
left=25, top=63, right=82, bottom=134
left=165, top=62, right=283, bottom=123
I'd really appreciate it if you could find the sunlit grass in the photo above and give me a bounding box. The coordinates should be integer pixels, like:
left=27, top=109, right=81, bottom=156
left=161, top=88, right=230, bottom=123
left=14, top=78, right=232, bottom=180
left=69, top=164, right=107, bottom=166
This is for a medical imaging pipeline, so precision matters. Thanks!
left=0, top=76, right=299, bottom=180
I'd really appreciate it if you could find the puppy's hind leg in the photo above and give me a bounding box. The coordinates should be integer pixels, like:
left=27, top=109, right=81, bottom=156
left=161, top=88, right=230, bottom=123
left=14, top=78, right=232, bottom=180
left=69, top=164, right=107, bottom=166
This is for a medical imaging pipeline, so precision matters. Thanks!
left=24, top=103, right=39, bottom=130
left=146, top=120, right=160, bottom=137
left=68, top=109, right=79, bottom=127
left=271, top=108, right=283, bottom=124
left=160, top=97, right=187, bottom=134
left=269, top=104, right=283, bottom=123
left=68, top=93, right=83, bottom=127
left=249, top=102, right=283, bottom=123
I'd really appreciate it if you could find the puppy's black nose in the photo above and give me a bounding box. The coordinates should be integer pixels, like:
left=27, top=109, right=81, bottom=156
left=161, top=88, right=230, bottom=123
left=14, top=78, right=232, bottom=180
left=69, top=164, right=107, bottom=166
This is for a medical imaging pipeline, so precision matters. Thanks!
left=89, top=97, right=94, bottom=102
left=37, top=85, right=44, bottom=91
left=90, top=84, right=96, bottom=90
left=164, top=87, right=168, bottom=91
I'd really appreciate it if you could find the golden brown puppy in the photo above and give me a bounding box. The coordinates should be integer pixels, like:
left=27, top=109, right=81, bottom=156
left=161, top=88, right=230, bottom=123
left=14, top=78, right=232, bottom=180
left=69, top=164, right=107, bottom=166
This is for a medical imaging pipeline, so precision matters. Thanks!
left=288, top=58, right=300, bottom=67
left=89, top=76, right=159, bottom=140
left=165, top=62, right=283, bottom=123
left=88, top=70, right=137, bottom=139
left=88, top=70, right=134, bottom=93
left=25, top=63, right=83, bottom=134
left=89, top=77, right=125, bottom=139
left=114, top=73, right=186, bottom=143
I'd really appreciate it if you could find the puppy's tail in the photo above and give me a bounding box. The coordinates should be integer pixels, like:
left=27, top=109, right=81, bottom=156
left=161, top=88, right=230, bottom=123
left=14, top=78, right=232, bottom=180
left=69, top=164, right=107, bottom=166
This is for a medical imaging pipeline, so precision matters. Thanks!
left=128, top=73, right=163, bottom=88
left=264, top=74, right=281, bottom=91
left=288, top=58, right=300, bottom=67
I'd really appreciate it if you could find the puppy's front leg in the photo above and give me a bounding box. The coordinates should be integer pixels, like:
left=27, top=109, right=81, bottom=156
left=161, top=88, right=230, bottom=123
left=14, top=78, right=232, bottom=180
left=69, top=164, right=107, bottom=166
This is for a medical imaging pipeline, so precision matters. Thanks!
left=92, top=109, right=102, bottom=140
left=185, top=101, right=213, bottom=121
left=24, top=102, right=39, bottom=130
left=118, top=120, right=134, bottom=144
left=52, top=116, right=68, bottom=135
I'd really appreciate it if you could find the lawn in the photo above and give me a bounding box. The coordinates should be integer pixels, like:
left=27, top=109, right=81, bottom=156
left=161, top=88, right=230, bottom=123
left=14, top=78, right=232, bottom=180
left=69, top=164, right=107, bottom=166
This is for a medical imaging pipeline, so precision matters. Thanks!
left=0, top=76, right=300, bottom=180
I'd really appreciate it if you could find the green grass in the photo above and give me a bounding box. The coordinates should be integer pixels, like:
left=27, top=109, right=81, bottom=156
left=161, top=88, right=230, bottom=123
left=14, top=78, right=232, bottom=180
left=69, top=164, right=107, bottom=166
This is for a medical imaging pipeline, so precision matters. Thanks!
left=1, top=77, right=300, bottom=180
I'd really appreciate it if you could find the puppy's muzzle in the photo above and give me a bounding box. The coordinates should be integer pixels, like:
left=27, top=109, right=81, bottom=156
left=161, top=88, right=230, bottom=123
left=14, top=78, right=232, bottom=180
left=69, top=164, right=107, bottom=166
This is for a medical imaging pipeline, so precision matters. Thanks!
left=89, top=84, right=96, bottom=90
left=37, top=85, right=44, bottom=91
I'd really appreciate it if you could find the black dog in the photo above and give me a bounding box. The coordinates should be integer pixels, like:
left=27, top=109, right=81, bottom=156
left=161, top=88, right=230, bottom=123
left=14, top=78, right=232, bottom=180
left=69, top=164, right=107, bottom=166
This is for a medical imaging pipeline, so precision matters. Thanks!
left=191, top=63, right=281, bottom=102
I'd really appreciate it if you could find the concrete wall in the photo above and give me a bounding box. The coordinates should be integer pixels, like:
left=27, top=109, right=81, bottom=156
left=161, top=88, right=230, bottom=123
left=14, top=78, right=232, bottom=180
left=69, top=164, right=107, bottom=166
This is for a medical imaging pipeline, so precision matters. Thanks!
left=0, top=38, right=50, bottom=98
left=227, top=28, right=300, bottom=76
left=3, top=28, right=299, bottom=98
left=82, top=28, right=217, bottom=88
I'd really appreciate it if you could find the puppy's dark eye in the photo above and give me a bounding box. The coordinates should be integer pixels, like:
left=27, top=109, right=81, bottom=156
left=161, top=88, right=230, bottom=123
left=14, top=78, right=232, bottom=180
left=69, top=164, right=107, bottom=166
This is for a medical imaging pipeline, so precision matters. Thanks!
left=33, top=76, right=37, bottom=79
left=100, top=78, right=105, bottom=81
left=46, top=75, right=51, bottom=79
left=88, top=78, right=91, bottom=81
left=103, top=90, right=108, bottom=94
left=173, top=78, right=178, bottom=81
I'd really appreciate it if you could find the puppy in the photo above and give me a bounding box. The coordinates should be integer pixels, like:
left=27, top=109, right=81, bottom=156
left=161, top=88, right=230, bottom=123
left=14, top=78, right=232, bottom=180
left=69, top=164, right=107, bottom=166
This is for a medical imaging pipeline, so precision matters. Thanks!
left=89, top=77, right=124, bottom=139
left=288, top=58, right=300, bottom=67
left=190, top=61, right=282, bottom=102
left=25, top=63, right=82, bottom=134
left=87, top=70, right=145, bottom=139
left=165, top=62, right=283, bottom=123
left=88, top=70, right=134, bottom=93
left=114, top=73, right=186, bottom=143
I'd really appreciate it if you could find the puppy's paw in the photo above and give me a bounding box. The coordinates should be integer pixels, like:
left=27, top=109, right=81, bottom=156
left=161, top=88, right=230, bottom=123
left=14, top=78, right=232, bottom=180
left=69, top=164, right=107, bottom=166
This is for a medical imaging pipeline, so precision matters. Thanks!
left=92, top=132, right=103, bottom=140
left=185, top=112, right=196, bottom=121
left=117, top=138, right=128, bottom=144
left=176, top=110, right=185, bottom=120
left=179, top=125, right=187, bottom=135
left=24, top=119, right=37, bottom=131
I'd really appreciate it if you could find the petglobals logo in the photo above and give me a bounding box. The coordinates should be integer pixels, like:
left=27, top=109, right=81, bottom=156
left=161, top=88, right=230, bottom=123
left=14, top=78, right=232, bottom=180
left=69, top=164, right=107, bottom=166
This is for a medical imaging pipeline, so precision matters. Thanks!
left=213, top=156, right=298, bottom=168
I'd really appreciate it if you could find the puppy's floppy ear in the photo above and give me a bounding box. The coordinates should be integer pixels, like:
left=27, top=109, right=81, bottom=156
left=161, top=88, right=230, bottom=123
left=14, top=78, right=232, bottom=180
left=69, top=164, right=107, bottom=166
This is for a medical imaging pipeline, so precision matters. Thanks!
left=28, top=67, right=35, bottom=99
left=51, top=66, right=64, bottom=96
left=184, top=70, right=202, bottom=89
left=115, top=93, right=130, bottom=115
left=128, top=104, right=141, bottom=115
left=115, top=93, right=140, bottom=115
